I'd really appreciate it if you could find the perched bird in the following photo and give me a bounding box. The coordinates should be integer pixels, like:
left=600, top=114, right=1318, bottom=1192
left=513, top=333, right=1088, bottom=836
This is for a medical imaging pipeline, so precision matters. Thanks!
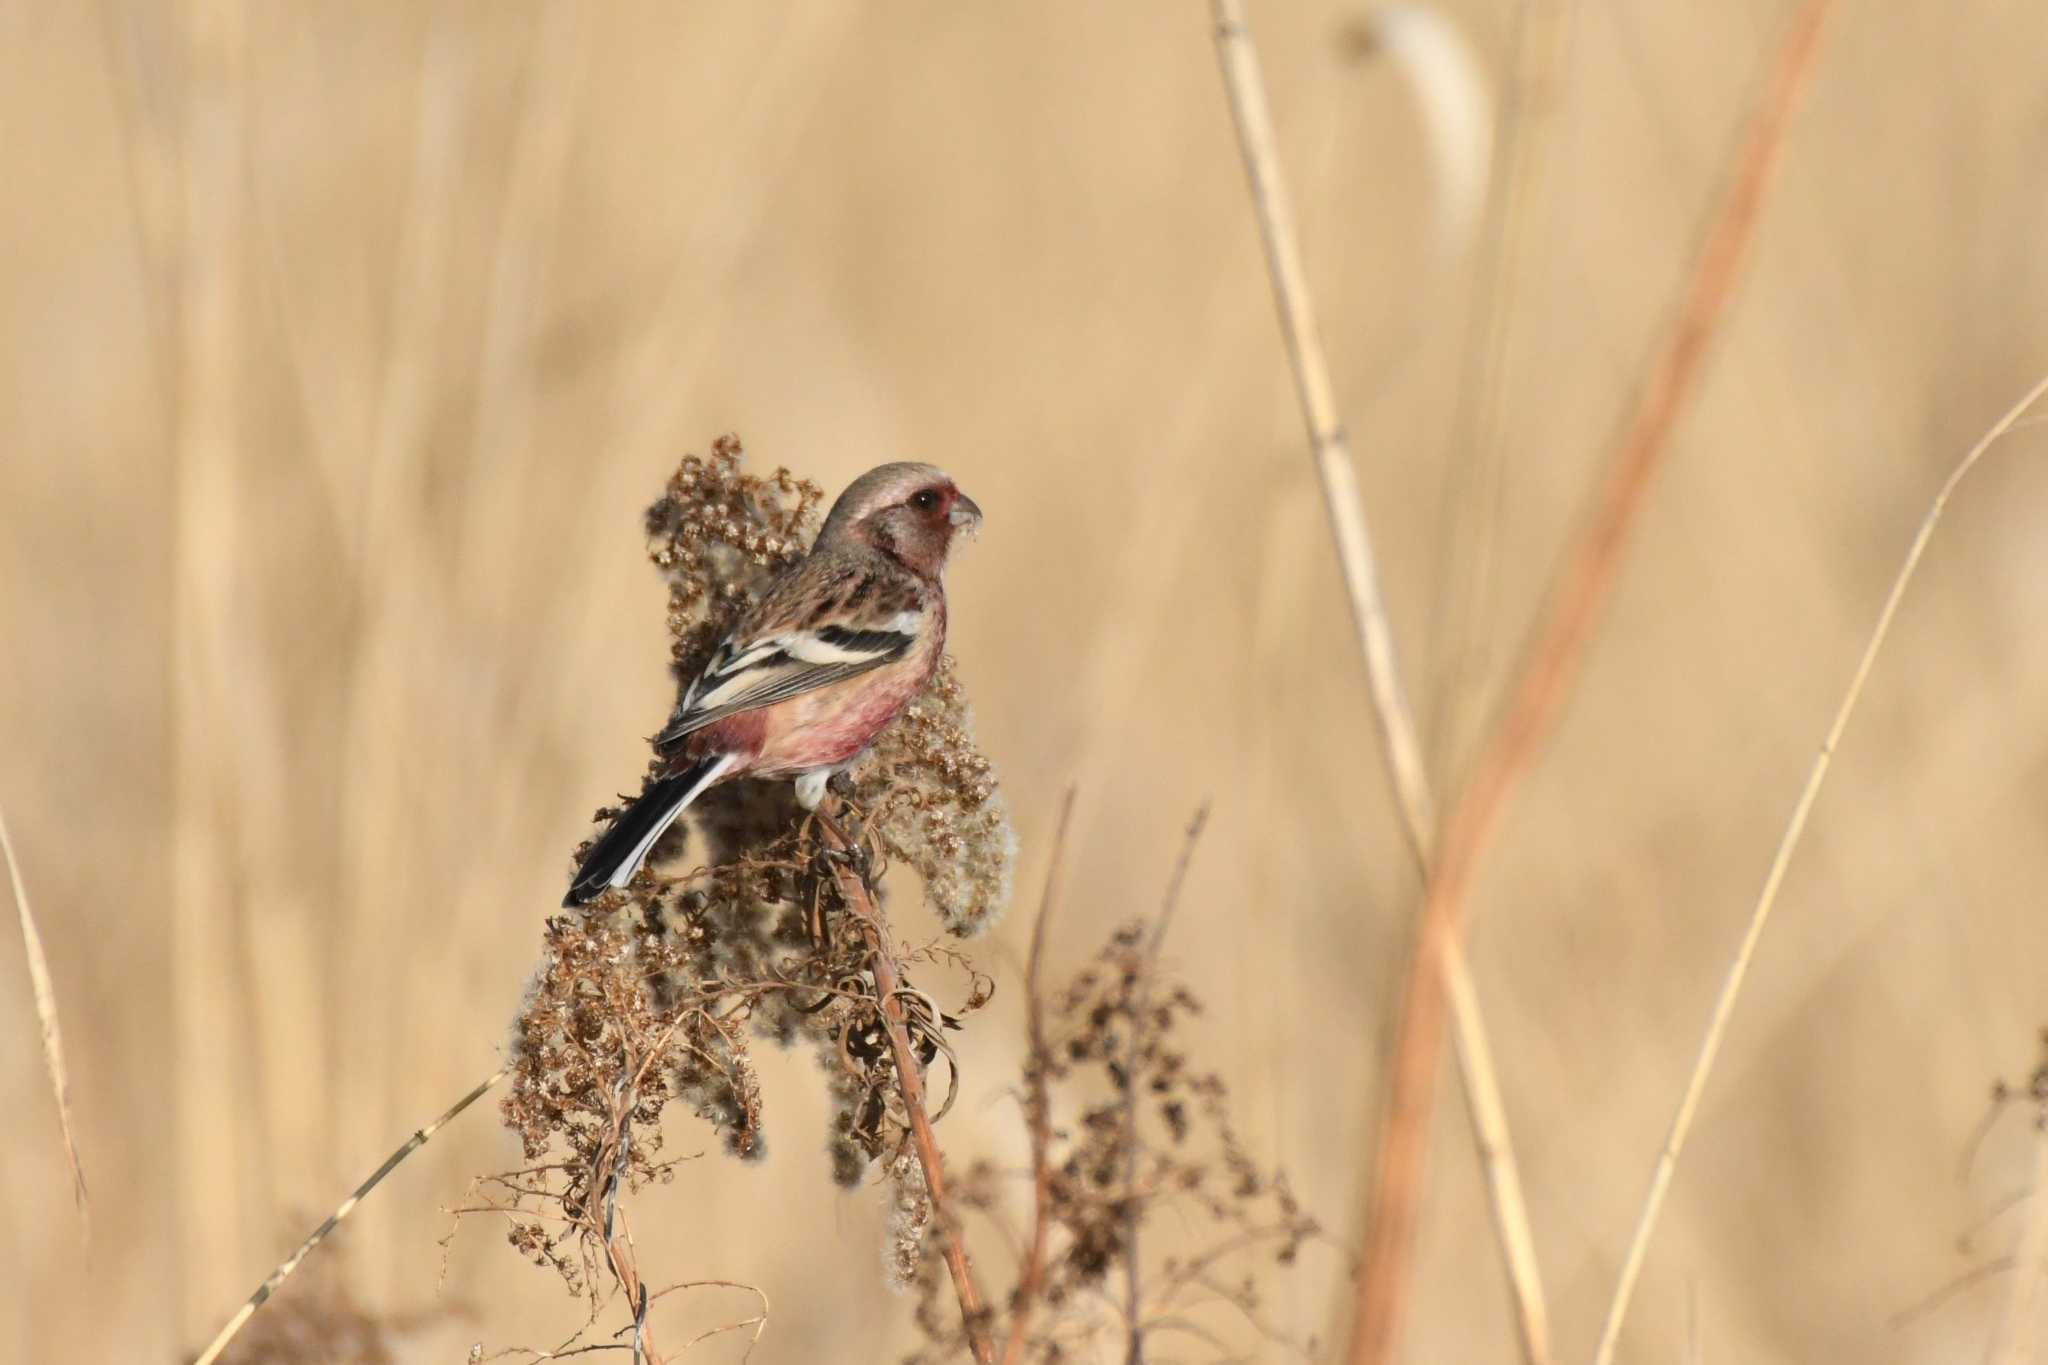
left=564, top=462, right=983, bottom=906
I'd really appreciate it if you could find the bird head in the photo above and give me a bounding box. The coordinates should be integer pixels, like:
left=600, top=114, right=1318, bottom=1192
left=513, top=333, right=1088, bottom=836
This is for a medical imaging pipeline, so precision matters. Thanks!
left=819, top=461, right=982, bottom=578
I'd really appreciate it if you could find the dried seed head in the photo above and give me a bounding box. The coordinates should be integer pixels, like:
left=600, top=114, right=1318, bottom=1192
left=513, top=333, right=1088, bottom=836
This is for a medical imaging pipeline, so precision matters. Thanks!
left=493, top=438, right=1006, bottom=1318
left=909, top=916, right=1320, bottom=1361
left=884, top=1150, right=936, bottom=1292
left=643, top=434, right=824, bottom=692
left=851, top=657, right=1016, bottom=936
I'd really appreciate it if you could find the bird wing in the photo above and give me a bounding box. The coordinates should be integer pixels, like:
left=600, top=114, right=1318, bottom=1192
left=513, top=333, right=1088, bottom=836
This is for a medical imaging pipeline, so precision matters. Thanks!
left=654, top=560, right=925, bottom=749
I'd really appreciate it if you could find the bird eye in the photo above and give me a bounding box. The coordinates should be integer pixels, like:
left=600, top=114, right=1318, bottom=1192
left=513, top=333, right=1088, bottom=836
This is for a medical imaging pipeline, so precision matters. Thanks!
left=910, top=489, right=941, bottom=512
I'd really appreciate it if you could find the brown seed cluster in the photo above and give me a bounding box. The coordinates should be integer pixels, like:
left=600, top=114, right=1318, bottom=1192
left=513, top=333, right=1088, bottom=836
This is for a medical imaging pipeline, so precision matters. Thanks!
left=884, top=1149, right=937, bottom=1292
left=851, top=657, right=1017, bottom=938
left=909, top=921, right=1320, bottom=1363
left=488, top=439, right=1008, bottom=1323
left=484, top=443, right=1311, bottom=1359
left=492, top=910, right=727, bottom=1295
left=644, top=433, right=824, bottom=684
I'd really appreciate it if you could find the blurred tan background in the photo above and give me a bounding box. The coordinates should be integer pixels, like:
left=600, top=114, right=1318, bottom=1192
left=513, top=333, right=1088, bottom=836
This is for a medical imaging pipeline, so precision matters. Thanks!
left=5, top=1, right=2048, bottom=1360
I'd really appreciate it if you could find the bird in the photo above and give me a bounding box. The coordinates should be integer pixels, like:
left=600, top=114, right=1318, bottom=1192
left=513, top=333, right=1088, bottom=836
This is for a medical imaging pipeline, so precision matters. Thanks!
left=563, top=461, right=983, bottom=907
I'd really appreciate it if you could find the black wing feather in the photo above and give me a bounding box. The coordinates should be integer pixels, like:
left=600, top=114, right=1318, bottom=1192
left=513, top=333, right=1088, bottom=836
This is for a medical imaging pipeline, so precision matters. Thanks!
left=652, top=621, right=917, bottom=750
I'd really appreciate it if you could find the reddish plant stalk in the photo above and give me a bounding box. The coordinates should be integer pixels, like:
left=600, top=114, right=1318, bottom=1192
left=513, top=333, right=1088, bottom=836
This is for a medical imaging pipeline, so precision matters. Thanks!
left=817, top=800, right=995, bottom=1364
left=1347, top=2, right=1835, bottom=1360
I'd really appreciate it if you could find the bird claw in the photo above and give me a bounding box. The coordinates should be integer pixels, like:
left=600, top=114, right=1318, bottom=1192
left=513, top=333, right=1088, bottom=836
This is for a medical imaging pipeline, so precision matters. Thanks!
left=808, top=807, right=872, bottom=880
left=811, top=838, right=870, bottom=883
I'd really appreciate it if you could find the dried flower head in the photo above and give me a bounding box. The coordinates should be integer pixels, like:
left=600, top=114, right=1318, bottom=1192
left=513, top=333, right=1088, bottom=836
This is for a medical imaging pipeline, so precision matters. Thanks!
left=486, top=438, right=1008, bottom=1343
left=496, top=909, right=732, bottom=1281
left=644, top=433, right=824, bottom=682
left=908, top=915, right=1322, bottom=1364
left=851, top=658, right=1017, bottom=936
left=884, top=1150, right=937, bottom=1292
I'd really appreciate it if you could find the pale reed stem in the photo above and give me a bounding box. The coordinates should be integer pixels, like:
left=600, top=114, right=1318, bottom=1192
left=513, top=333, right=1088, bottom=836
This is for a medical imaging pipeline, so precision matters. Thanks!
left=1592, top=369, right=2048, bottom=1365
left=1209, top=4, right=1552, bottom=1363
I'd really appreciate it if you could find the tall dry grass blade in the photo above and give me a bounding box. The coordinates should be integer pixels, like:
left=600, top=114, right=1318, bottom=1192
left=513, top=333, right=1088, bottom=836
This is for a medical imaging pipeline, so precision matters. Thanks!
left=188, top=1066, right=510, bottom=1365
left=1208, top=4, right=1553, bottom=1362
left=1592, top=369, right=2048, bottom=1365
left=1209, top=0, right=1434, bottom=858
left=0, top=804, right=89, bottom=1235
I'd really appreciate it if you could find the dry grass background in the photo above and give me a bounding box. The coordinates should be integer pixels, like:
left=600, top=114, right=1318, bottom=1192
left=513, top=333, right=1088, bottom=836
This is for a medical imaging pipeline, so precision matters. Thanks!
left=4, top=1, right=2048, bottom=1361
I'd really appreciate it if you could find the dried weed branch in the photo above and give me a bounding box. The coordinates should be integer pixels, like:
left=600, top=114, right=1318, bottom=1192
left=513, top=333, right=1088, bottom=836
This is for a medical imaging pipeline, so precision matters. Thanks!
left=1592, top=369, right=2048, bottom=1364
left=948, top=937, right=1318, bottom=1363
left=816, top=800, right=996, bottom=1363
left=475, top=440, right=1012, bottom=1360
left=922, top=822, right=1321, bottom=1365
left=1207, top=3, right=1550, bottom=1361
left=0, top=802, right=88, bottom=1236
left=192, top=440, right=1015, bottom=1364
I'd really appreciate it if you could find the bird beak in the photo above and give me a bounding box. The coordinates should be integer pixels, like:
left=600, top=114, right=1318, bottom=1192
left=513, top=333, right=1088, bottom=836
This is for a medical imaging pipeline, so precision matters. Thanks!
left=949, top=492, right=983, bottom=530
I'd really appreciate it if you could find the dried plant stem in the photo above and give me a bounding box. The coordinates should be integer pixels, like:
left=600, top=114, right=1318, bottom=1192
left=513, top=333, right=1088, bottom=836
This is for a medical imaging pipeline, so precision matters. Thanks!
left=1208, top=4, right=1551, bottom=1363
left=0, top=803, right=89, bottom=1234
left=190, top=1067, right=510, bottom=1365
left=1592, top=368, right=2048, bottom=1365
left=645, top=1279, right=770, bottom=1359
left=1003, top=789, right=1080, bottom=1365
left=603, top=1213, right=659, bottom=1365
left=1441, top=954, right=1544, bottom=1357
left=1210, top=0, right=1433, bottom=854
left=816, top=799, right=995, bottom=1365
left=598, top=1078, right=662, bottom=1365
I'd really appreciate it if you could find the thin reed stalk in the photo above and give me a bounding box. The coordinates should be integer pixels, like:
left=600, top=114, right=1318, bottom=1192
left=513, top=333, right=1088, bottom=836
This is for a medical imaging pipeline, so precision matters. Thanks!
left=1209, top=0, right=1433, bottom=853
left=190, top=1068, right=510, bottom=1365
left=1592, top=369, right=2048, bottom=1365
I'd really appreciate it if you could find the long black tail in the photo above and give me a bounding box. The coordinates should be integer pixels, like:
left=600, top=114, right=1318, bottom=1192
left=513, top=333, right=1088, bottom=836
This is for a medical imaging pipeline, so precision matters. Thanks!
left=563, top=756, right=729, bottom=906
